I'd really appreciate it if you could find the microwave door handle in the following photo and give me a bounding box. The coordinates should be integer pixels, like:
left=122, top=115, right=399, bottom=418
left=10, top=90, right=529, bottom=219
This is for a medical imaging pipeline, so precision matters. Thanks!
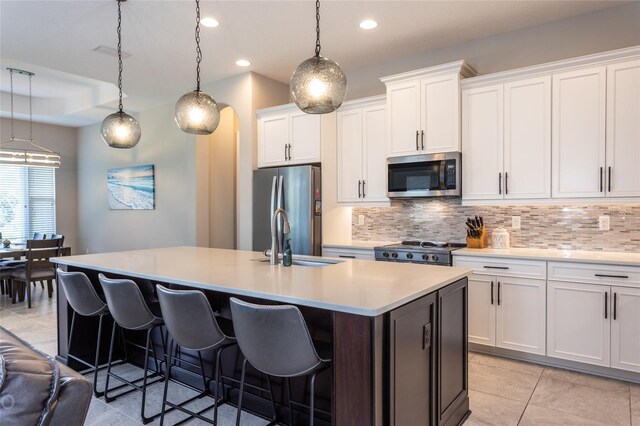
left=440, top=161, right=446, bottom=190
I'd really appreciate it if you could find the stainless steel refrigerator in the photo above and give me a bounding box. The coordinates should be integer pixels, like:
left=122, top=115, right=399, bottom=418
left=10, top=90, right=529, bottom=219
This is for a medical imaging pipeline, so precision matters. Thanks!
left=252, top=165, right=321, bottom=256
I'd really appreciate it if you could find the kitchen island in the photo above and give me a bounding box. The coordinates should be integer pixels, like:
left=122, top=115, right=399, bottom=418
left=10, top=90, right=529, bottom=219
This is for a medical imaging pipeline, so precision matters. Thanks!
left=54, top=247, right=472, bottom=425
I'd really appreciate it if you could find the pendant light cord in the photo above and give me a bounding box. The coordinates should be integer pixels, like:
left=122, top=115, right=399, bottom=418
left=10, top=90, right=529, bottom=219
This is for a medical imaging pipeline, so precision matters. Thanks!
left=315, top=0, right=321, bottom=57
left=29, top=73, right=33, bottom=141
left=9, top=69, right=14, bottom=141
left=195, top=0, right=202, bottom=92
left=117, top=0, right=124, bottom=113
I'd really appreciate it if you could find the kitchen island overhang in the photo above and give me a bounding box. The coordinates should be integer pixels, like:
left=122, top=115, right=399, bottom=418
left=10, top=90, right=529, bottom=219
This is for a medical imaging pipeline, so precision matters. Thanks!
left=53, top=247, right=472, bottom=425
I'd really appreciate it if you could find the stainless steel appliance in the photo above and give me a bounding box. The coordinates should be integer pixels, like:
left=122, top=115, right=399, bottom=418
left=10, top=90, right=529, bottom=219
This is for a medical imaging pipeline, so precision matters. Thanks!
left=252, top=165, right=321, bottom=256
left=374, top=240, right=466, bottom=266
left=387, top=152, right=461, bottom=198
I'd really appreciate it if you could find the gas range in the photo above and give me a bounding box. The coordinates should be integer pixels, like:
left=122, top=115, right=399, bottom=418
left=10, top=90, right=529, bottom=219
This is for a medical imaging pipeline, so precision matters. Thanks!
left=374, top=240, right=466, bottom=266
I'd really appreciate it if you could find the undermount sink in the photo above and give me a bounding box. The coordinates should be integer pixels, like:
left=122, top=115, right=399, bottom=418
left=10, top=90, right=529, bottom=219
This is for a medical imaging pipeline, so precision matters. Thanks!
left=252, top=258, right=341, bottom=267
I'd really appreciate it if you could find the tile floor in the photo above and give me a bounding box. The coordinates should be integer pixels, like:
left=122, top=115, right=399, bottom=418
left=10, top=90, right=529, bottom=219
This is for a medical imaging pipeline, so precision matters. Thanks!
left=1, top=287, right=639, bottom=425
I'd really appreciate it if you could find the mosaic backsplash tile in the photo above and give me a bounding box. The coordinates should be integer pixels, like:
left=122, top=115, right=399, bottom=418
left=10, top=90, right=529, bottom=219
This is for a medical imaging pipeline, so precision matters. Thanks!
left=352, top=199, right=640, bottom=252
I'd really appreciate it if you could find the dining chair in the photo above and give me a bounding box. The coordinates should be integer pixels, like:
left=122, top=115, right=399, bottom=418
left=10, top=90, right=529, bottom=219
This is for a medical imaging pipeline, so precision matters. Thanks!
left=33, top=232, right=47, bottom=240
left=11, top=238, right=63, bottom=308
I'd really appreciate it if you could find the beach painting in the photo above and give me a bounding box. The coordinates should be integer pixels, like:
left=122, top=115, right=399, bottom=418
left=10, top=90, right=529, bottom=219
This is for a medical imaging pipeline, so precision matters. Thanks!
left=107, top=165, right=155, bottom=210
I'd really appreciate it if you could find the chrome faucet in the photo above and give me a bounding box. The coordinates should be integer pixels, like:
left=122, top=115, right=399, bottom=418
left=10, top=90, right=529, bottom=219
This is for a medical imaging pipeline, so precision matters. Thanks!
left=270, top=208, right=291, bottom=265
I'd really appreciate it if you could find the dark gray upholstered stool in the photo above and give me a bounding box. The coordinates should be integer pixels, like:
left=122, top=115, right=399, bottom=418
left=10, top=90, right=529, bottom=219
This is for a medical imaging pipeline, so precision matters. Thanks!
left=99, top=274, right=167, bottom=424
left=230, top=297, right=331, bottom=426
left=57, top=269, right=111, bottom=397
left=156, top=285, right=236, bottom=425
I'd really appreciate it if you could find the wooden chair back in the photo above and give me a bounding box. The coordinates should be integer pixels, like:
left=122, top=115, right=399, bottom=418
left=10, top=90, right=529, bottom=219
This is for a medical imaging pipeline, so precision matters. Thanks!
left=25, top=238, right=64, bottom=278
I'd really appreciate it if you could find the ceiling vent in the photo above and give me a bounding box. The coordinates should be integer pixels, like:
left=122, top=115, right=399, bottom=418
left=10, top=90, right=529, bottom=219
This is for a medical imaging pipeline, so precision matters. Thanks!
left=92, top=45, right=131, bottom=59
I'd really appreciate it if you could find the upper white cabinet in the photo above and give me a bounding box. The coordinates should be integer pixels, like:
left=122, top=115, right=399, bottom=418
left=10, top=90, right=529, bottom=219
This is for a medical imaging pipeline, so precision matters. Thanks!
left=606, top=60, right=640, bottom=197
left=552, top=66, right=607, bottom=198
left=381, top=61, right=476, bottom=158
left=462, top=76, right=551, bottom=200
left=257, top=104, right=321, bottom=168
left=337, top=96, right=389, bottom=205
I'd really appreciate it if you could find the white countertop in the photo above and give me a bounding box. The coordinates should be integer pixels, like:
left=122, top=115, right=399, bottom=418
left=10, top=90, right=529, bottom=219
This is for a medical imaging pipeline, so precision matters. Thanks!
left=322, top=240, right=399, bottom=250
left=454, top=247, right=640, bottom=267
left=53, top=247, right=471, bottom=317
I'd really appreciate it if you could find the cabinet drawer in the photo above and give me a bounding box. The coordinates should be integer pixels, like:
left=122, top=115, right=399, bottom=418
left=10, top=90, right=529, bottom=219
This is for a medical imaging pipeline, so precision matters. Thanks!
left=548, top=262, right=640, bottom=286
left=323, top=247, right=375, bottom=261
left=453, top=256, right=546, bottom=279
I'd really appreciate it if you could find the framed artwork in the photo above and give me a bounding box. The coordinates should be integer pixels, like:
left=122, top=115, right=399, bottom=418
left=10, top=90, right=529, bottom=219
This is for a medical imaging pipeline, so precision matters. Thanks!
left=107, top=165, right=155, bottom=210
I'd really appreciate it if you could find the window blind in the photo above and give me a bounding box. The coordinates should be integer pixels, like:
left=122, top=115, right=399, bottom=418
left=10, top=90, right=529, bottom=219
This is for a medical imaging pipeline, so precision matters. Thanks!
left=0, top=165, right=56, bottom=241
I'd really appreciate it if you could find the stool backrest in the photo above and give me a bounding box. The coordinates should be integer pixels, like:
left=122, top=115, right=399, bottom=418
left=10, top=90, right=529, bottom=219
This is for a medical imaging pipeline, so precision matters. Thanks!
left=98, top=274, right=158, bottom=330
left=57, top=269, right=107, bottom=317
left=230, top=297, right=322, bottom=377
left=157, top=285, right=228, bottom=351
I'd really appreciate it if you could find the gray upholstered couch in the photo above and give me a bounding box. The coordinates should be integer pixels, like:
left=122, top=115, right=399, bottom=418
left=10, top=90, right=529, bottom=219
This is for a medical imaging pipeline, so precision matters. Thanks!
left=0, top=326, right=92, bottom=426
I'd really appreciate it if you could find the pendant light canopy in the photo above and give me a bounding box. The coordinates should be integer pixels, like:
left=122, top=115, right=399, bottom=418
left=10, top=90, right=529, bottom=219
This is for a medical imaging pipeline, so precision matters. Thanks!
left=174, top=0, right=220, bottom=135
left=101, top=0, right=141, bottom=149
left=291, top=0, right=347, bottom=114
left=0, top=68, right=61, bottom=168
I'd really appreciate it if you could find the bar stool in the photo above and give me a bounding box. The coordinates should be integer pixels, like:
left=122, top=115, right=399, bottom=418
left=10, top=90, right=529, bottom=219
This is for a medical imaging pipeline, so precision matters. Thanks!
left=229, top=297, right=331, bottom=426
left=57, top=269, right=111, bottom=397
left=99, top=274, right=166, bottom=424
left=156, top=285, right=236, bottom=425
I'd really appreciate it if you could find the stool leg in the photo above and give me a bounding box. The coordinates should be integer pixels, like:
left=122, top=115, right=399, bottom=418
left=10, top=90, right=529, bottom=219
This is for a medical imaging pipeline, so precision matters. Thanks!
left=67, top=310, right=77, bottom=356
left=235, top=358, right=248, bottom=426
left=197, top=351, right=208, bottom=392
left=159, top=340, right=175, bottom=426
left=213, top=347, right=222, bottom=425
left=93, top=314, right=106, bottom=397
left=104, top=323, right=118, bottom=403
left=266, top=375, right=278, bottom=424
left=141, top=328, right=153, bottom=424
left=309, top=371, right=320, bottom=426
left=287, top=378, right=293, bottom=426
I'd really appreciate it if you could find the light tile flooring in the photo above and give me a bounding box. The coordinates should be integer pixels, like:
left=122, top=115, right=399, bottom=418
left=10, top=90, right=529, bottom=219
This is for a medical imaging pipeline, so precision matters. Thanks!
left=1, top=288, right=639, bottom=425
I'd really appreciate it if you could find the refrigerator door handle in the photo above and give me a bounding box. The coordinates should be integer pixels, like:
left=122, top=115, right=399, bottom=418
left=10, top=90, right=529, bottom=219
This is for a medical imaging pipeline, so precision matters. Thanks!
left=277, top=175, right=284, bottom=250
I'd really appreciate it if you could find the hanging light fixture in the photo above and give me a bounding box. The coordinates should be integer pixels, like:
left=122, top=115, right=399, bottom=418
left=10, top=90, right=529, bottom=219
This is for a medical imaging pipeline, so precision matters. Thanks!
left=290, top=0, right=347, bottom=114
left=100, top=0, right=141, bottom=149
left=0, top=68, right=61, bottom=168
left=174, top=0, right=220, bottom=135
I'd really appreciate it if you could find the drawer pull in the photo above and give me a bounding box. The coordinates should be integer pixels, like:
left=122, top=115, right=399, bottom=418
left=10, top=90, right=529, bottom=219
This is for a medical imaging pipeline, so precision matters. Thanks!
left=338, top=255, right=356, bottom=259
left=595, top=274, right=629, bottom=279
left=483, top=266, right=509, bottom=270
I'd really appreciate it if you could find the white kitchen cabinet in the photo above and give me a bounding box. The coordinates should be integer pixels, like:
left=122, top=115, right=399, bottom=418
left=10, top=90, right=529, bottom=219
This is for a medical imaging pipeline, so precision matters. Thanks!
left=257, top=104, right=321, bottom=168
left=381, top=61, right=475, bottom=158
left=454, top=256, right=546, bottom=355
left=606, top=59, right=640, bottom=197
left=322, top=246, right=375, bottom=260
left=610, top=286, right=640, bottom=373
left=552, top=66, right=607, bottom=198
left=547, top=280, right=610, bottom=366
left=462, top=76, right=551, bottom=201
left=337, top=96, right=389, bottom=205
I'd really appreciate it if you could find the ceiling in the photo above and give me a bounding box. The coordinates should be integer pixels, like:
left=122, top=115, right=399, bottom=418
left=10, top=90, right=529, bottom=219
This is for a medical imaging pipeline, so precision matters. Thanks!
left=0, top=0, right=629, bottom=127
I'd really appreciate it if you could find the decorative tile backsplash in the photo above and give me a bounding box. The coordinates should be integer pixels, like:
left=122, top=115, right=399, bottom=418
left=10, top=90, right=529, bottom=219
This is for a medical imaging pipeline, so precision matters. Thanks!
left=352, top=199, right=640, bottom=252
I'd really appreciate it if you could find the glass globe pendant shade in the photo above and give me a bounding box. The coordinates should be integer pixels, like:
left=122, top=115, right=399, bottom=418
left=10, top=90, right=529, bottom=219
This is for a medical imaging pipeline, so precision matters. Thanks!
left=174, top=90, right=220, bottom=135
left=101, top=111, right=141, bottom=149
left=291, top=55, right=347, bottom=114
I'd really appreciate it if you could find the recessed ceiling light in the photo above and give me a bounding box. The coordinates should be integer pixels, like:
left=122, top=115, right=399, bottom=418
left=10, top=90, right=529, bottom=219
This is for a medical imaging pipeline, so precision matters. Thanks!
left=201, top=17, right=219, bottom=28
left=236, top=59, right=251, bottom=67
left=359, top=19, right=378, bottom=30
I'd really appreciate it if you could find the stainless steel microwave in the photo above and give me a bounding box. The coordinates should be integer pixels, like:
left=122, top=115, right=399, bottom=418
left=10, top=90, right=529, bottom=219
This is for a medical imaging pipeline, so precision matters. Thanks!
left=387, top=152, right=461, bottom=198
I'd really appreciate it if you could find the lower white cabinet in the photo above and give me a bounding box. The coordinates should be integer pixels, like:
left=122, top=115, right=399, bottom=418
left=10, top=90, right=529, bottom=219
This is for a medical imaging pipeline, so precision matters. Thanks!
left=610, top=286, right=640, bottom=372
left=322, top=246, right=375, bottom=261
left=468, top=274, right=496, bottom=346
left=547, top=280, right=610, bottom=367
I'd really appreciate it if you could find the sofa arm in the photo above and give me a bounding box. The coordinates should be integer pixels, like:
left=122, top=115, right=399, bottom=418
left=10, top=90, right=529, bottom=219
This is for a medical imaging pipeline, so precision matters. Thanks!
left=49, top=363, right=92, bottom=426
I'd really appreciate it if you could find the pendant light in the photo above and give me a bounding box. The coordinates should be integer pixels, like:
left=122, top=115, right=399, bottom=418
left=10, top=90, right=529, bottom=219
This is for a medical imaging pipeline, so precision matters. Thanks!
left=174, top=0, right=220, bottom=135
left=290, top=0, right=347, bottom=114
left=100, top=0, right=141, bottom=149
left=0, top=68, right=61, bottom=168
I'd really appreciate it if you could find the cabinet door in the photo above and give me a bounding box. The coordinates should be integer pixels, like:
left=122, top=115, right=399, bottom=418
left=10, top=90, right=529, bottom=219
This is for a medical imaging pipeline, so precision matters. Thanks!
left=389, top=292, right=436, bottom=426
left=611, top=286, right=640, bottom=373
left=387, top=81, right=421, bottom=157
left=289, top=112, right=321, bottom=165
left=467, top=273, right=495, bottom=347
left=337, top=109, right=364, bottom=203
left=259, top=113, right=289, bottom=167
left=461, top=85, right=504, bottom=200
left=552, top=67, right=606, bottom=198
left=547, top=280, right=610, bottom=367
left=421, top=74, right=460, bottom=153
left=362, top=104, right=389, bottom=202
left=496, top=277, right=546, bottom=355
left=504, top=76, right=551, bottom=199
left=606, top=60, right=640, bottom=197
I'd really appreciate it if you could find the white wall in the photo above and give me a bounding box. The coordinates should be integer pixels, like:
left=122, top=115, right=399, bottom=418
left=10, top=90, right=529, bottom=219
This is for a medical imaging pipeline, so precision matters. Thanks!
left=345, top=2, right=640, bottom=99
left=77, top=102, right=196, bottom=254
left=0, top=117, right=79, bottom=253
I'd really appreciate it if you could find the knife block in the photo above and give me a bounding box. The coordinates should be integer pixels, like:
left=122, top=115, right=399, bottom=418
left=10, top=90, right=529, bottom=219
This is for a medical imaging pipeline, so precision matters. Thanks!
left=466, top=226, right=489, bottom=249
